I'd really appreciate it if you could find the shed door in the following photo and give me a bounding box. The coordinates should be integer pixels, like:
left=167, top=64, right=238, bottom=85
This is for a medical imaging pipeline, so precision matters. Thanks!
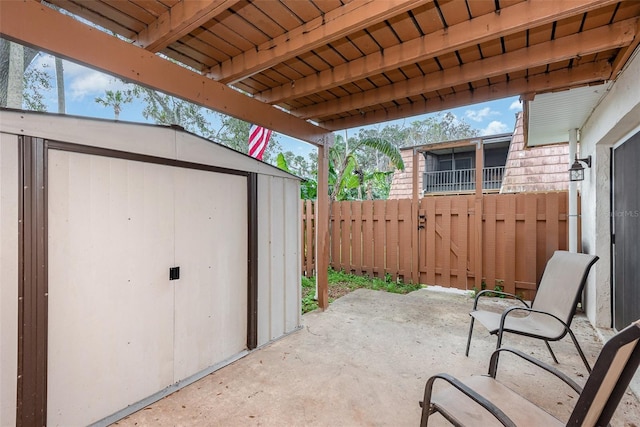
left=173, top=167, right=248, bottom=381
left=47, top=151, right=248, bottom=426
left=613, top=130, right=640, bottom=330
left=47, top=151, right=176, bottom=426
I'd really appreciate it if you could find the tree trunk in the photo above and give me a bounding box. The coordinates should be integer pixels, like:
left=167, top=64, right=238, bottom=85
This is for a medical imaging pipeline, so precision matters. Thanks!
left=6, top=42, right=24, bottom=108
left=0, top=40, right=39, bottom=108
left=55, top=57, right=65, bottom=113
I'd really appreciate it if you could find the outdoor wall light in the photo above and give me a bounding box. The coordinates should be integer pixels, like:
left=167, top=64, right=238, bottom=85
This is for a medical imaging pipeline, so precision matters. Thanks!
left=569, top=155, right=592, bottom=181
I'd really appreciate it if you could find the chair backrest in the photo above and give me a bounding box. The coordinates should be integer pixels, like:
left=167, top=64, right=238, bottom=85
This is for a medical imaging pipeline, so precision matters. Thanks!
left=531, top=251, right=598, bottom=325
left=567, top=319, right=640, bottom=426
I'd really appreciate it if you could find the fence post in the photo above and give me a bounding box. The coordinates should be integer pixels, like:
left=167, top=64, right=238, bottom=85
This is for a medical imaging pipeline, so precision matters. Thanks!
left=316, top=138, right=331, bottom=310
left=474, top=138, right=484, bottom=289
left=411, top=148, right=420, bottom=285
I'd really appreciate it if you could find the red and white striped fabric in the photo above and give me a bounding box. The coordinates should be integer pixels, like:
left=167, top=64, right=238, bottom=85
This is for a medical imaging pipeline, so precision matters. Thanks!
left=248, top=124, right=272, bottom=160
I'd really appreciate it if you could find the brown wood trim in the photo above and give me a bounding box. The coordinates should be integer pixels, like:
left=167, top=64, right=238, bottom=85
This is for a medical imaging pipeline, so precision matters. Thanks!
left=247, top=173, right=258, bottom=350
left=46, top=140, right=250, bottom=177
left=17, top=136, right=48, bottom=426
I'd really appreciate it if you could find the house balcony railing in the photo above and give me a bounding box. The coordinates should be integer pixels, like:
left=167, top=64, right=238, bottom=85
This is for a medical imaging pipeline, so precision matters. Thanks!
left=423, top=166, right=505, bottom=193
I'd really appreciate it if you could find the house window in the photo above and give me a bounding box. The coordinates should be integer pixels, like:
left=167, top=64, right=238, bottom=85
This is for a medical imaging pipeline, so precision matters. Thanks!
left=455, top=158, right=472, bottom=170
left=439, top=157, right=472, bottom=171
left=439, top=159, right=453, bottom=170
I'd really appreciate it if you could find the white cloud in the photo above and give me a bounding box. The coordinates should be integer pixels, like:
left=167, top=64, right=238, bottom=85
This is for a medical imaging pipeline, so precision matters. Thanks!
left=465, top=107, right=500, bottom=122
left=509, top=100, right=523, bottom=111
left=31, top=54, right=131, bottom=101
left=481, top=121, right=509, bottom=135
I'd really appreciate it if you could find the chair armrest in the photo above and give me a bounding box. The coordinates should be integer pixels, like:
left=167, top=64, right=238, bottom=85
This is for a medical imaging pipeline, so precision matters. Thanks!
left=488, top=347, right=583, bottom=394
left=421, top=373, right=517, bottom=427
left=498, top=306, right=569, bottom=333
left=472, top=289, right=530, bottom=310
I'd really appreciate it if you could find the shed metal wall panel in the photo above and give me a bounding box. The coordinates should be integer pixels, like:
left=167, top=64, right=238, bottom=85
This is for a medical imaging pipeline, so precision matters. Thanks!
left=285, top=177, right=302, bottom=332
left=256, top=175, right=301, bottom=347
left=0, top=111, right=176, bottom=159
left=173, top=168, right=248, bottom=380
left=0, top=134, right=19, bottom=427
left=257, top=175, right=272, bottom=346
left=47, top=151, right=176, bottom=426
left=0, top=111, right=295, bottom=180
left=175, top=131, right=294, bottom=178
left=269, top=176, right=286, bottom=340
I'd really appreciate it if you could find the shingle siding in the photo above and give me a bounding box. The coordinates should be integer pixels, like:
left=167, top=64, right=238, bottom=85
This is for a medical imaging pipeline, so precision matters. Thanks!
left=501, top=112, right=569, bottom=193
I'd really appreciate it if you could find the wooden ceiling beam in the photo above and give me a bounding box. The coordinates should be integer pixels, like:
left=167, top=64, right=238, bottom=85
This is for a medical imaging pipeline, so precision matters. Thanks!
left=0, top=1, right=328, bottom=146
left=320, top=61, right=612, bottom=131
left=293, top=18, right=636, bottom=120
left=136, top=0, right=240, bottom=52
left=611, top=28, right=640, bottom=78
left=207, top=0, right=432, bottom=84
left=257, top=0, right=619, bottom=104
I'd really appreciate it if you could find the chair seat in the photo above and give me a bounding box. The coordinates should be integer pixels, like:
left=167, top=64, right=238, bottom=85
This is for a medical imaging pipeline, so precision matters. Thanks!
left=431, top=375, right=563, bottom=427
left=471, top=309, right=566, bottom=340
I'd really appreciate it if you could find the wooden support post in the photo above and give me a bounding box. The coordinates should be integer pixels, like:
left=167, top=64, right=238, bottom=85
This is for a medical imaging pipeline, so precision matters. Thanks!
left=411, top=149, right=420, bottom=285
left=316, top=135, right=332, bottom=310
left=474, top=139, right=484, bottom=289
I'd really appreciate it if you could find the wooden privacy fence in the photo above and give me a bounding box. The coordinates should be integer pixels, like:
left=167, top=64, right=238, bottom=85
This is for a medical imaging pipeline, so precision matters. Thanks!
left=302, top=192, right=572, bottom=299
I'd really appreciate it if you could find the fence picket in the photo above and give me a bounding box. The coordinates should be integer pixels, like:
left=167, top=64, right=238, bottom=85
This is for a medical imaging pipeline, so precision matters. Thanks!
left=398, top=199, right=412, bottom=282
left=373, top=200, right=386, bottom=278
left=352, top=201, right=363, bottom=275
left=362, top=200, right=374, bottom=277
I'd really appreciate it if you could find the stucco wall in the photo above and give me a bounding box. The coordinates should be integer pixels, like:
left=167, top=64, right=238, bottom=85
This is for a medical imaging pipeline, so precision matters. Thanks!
left=579, top=49, right=640, bottom=328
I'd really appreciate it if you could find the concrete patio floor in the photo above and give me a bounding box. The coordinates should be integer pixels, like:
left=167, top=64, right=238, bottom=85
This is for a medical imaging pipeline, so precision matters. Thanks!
left=112, top=288, right=640, bottom=426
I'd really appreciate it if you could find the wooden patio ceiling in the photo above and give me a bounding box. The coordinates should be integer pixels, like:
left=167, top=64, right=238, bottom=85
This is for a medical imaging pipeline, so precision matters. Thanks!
left=2, top=0, right=640, bottom=145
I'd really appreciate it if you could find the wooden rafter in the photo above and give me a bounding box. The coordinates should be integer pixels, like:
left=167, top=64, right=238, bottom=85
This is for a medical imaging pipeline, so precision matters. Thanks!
left=136, top=0, right=241, bottom=52
left=207, top=0, right=432, bottom=84
left=320, top=60, right=612, bottom=130
left=293, top=18, right=636, bottom=120
left=0, top=0, right=328, bottom=146
left=256, top=0, right=620, bottom=105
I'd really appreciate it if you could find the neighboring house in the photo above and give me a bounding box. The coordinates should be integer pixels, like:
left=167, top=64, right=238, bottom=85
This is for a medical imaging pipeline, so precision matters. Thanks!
left=389, top=133, right=511, bottom=199
left=389, top=113, right=570, bottom=198
left=501, top=112, right=570, bottom=193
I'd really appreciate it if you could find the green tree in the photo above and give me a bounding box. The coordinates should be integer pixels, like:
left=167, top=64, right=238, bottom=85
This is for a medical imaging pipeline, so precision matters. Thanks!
left=280, top=150, right=312, bottom=179
left=328, top=133, right=404, bottom=202
left=95, top=89, right=134, bottom=120
left=404, top=112, right=479, bottom=146
left=132, top=86, right=213, bottom=135
left=22, top=59, right=52, bottom=112
left=276, top=153, right=317, bottom=199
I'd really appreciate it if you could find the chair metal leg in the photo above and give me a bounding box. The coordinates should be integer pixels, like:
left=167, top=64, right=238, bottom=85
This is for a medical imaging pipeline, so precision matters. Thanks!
left=465, top=316, right=475, bottom=357
left=488, top=328, right=506, bottom=374
left=567, top=328, right=592, bottom=373
left=544, top=340, right=559, bottom=364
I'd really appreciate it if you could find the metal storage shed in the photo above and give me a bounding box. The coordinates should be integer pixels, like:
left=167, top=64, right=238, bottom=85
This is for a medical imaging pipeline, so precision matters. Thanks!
left=0, top=109, right=301, bottom=426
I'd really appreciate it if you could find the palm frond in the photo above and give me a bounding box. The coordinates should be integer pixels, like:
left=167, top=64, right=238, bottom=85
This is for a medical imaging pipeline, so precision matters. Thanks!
left=356, top=137, right=404, bottom=170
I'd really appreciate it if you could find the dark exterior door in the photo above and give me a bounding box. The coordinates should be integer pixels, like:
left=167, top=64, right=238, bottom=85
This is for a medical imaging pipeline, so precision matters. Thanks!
left=613, top=130, right=640, bottom=330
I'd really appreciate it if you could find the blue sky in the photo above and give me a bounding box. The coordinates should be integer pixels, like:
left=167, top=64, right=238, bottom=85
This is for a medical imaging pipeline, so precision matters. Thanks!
left=32, top=54, right=523, bottom=160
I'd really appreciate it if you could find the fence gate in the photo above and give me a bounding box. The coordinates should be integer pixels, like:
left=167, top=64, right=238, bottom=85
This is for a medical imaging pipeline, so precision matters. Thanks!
left=418, top=196, right=473, bottom=290
left=416, top=193, right=570, bottom=299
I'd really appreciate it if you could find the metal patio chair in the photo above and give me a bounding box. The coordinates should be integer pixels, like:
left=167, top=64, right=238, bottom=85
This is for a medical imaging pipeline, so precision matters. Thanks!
left=420, top=319, right=640, bottom=426
left=465, top=251, right=599, bottom=372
